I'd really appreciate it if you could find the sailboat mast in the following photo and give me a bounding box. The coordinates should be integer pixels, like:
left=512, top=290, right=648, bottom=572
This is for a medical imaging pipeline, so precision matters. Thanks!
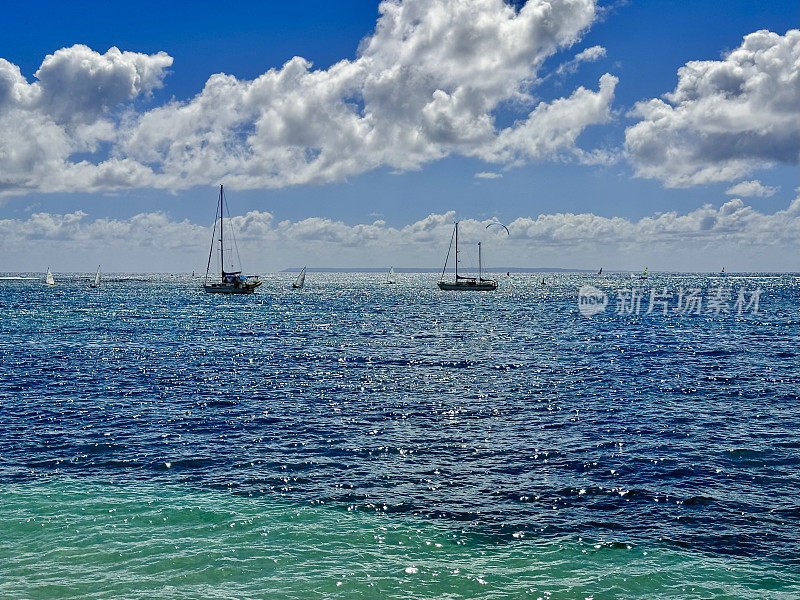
left=478, top=242, right=482, bottom=280
left=454, top=222, right=459, bottom=279
left=219, top=185, right=224, bottom=276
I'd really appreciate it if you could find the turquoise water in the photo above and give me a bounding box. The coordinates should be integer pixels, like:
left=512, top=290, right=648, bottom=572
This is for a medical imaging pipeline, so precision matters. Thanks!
left=0, top=478, right=790, bottom=600
left=0, top=273, right=797, bottom=598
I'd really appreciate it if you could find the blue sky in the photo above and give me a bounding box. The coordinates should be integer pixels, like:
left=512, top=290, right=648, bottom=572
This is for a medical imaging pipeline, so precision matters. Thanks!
left=0, top=0, right=797, bottom=271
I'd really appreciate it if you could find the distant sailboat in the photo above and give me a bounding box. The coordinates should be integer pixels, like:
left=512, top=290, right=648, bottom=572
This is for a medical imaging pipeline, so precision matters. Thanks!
left=203, top=185, right=262, bottom=294
left=721, top=266, right=726, bottom=274
left=292, top=266, right=307, bottom=289
left=90, top=265, right=101, bottom=288
left=385, top=266, right=397, bottom=284
left=438, top=222, right=497, bottom=291
left=638, top=266, right=648, bottom=280
left=540, top=277, right=546, bottom=286
left=44, top=268, right=55, bottom=286
left=597, top=267, right=602, bottom=275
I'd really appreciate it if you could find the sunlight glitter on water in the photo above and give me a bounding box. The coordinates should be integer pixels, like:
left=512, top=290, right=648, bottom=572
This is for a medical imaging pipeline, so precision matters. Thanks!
left=0, top=272, right=797, bottom=598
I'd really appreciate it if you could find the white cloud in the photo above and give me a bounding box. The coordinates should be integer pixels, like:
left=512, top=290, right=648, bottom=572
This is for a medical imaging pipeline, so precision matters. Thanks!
left=725, top=180, right=778, bottom=197
left=0, top=210, right=206, bottom=249
left=555, top=44, right=606, bottom=75
left=625, top=29, right=800, bottom=187
left=0, top=0, right=617, bottom=197
left=0, top=45, right=171, bottom=196
left=574, top=45, right=607, bottom=63
left=504, top=197, right=799, bottom=248
left=475, top=171, right=502, bottom=178
left=0, top=45, right=172, bottom=120
left=3, top=197, right=797, bottom=272
left=478, top=72, right=617, bottom=164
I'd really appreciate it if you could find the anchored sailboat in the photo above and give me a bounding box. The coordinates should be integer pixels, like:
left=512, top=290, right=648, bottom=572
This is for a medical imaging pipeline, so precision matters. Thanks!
left=385, top=266, right=397, bottom=284
left=90, top=265, right=101, bottom=288
left=44, top=267, right=55, bottom=286
left=292, top=267, right=307, bottom=289
left=437, top=222, right=497, bottom=291
left=203, top=185, right=262, bottom=294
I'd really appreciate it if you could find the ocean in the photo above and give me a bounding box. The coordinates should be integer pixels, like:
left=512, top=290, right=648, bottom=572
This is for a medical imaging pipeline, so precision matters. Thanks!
left=0, top=272, right=797, bottom=599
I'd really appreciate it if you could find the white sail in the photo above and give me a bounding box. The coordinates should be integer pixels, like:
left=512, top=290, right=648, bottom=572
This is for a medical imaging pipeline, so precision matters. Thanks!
left=92, top=265, right=101, bottom=287
left=386, top=267, right=396, bottom=284
left=45, top=268, right=55, bottom=286
left=293, top=267, right=306, bottom=289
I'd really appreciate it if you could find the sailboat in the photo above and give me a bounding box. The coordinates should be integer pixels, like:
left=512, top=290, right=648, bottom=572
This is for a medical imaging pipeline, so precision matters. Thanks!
left=44, top=267, right=55, bottom=286
left=638, top=267, right=648, bottom=280
left=89, top=265, right=101, bottom=288
left=720, top=266, right=726, bottom=275
left=385, top=266, right=397, bottom=284
left=437, top=222, right=497, bottom=291
left=597, top=267, right=602, bottom=275
left=203, top=185, right=262, bottom=294
left=292, top=266, right=307, bottom=289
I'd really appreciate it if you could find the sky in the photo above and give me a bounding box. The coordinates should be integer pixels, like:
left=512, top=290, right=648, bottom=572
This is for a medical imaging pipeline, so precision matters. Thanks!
left=0, top=0, right=797, bottom=272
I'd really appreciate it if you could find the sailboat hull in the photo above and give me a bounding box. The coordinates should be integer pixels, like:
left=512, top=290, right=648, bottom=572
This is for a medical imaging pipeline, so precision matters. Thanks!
left=438, top=281, right=497, bottom=291
left=203, top=281, right=262, bottom=294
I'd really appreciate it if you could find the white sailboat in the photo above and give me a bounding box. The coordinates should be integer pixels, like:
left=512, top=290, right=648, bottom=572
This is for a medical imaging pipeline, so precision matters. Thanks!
left=438, top=222, right=497, bottom=291
left=385, top=266, right=397, bottom=284
left=203, top=184, right=262, bottom=294
left=44, top=268, right=55, bottom=286
left=90, top=265, right=101, bottom=288
left=292, top=266, right=307, bottom=289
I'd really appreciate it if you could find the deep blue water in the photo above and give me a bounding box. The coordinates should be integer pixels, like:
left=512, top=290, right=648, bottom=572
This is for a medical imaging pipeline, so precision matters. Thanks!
left=0, top=272, right=797, bottom=598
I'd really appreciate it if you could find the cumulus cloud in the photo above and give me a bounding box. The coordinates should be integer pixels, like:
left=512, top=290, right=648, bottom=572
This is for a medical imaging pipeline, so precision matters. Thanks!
left=479, top=72, right=617, bottom=164
left=504, top=197, right=799, bottom=248
left=725, top=180, right=778, bottom=197
left=475, top=171, right=502, bottom=178
left=625, top=29, right=800, bottom=187
left=4, top=197, right=797, bottom=272
left=0, top=210, right=206, bottom=249
left=0, top=45, right=172, bottom=196
left=0, top=0, right=617, bottom=197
